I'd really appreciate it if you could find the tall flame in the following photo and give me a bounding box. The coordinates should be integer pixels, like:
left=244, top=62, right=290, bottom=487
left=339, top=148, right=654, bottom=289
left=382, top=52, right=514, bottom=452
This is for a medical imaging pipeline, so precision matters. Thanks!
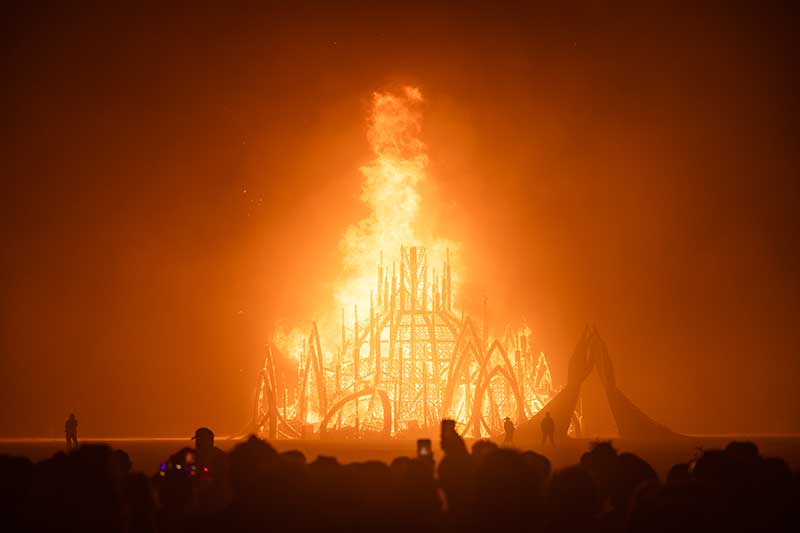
left=273, top=86, right=458, bottom=364
left=335, top=86, right=455, bottom=316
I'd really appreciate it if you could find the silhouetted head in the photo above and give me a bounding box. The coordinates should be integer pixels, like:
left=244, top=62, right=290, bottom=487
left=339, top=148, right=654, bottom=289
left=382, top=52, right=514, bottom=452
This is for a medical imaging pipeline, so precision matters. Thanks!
left=280, top=449, right=307, bottom=477
left=610, top=452, right=658, bottom=511
left=583, top=440, right=617, bottom=460
left=440, top=418, right=467, bottom=456
left=112, top=448, right=132, bottom=475
left=281, top=449, right=306, bottom=464
left=228, top=434, right=277, bottom=496
left=545, top=411, right=551, bottom=417
left=309, top=455, right=340, bottom=478
left=192, top=427, right=214, bottom=451
left=69, top=413, right=75, bottom=419
left=666, top=463, right=691, bottom=483
left=580, top=441, right=618, bottom=496
left=476, top=448, right=525, bottom=487
left=549, top=465, right=600, bottom=519
left=760, top=456, right=792, bottom=487
left=471, top=439, right=499, bottom=465
left=389, top=456, right=412, bottom=486
left=522, top=450, right=551, bottom=480
left=724, top=441, right=760, bottom=466
left=50, top=443, right=123, bottom=529
left=693, top=449, right=738, bottom=487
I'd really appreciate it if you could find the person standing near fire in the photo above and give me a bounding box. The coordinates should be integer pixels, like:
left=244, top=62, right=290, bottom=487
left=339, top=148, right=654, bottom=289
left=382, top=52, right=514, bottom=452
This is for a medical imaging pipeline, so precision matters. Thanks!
left=503, top=416, right=515, bottom=444
left=541, top=411, right=555, bottom=445
left=65, top=413, right=78, bottom=450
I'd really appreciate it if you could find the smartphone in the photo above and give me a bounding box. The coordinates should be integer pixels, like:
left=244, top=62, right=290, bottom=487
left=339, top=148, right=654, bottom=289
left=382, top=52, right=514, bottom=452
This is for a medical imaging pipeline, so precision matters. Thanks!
left=417, top=438, right=432, bottom=458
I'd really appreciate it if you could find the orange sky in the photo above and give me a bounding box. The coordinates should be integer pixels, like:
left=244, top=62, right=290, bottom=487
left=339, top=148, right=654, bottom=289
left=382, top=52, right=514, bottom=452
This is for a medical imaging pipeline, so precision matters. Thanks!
left=1, top=3, right=798, bottom=437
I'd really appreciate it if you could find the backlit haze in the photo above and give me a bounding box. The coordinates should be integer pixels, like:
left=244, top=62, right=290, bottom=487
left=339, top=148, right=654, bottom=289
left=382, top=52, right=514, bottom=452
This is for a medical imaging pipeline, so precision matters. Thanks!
left=275, top=86, right=460, bottom=365
left=1, top=4, right=798, bottom=438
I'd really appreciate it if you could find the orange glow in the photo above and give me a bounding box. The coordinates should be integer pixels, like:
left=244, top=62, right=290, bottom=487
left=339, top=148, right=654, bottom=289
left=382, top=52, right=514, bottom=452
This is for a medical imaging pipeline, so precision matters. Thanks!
left=335, top=86, right=457, bottom=333
left=258, top=88, right=567, bottom=440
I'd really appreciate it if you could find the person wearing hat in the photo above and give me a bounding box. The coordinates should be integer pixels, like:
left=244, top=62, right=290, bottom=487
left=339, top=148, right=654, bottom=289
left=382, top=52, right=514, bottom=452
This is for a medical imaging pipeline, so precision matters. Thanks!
left=503, top=416, right=515, bottom=445
left=192, top=427, right=230, bottom=510
left=192, top=427, right=218, bottom=466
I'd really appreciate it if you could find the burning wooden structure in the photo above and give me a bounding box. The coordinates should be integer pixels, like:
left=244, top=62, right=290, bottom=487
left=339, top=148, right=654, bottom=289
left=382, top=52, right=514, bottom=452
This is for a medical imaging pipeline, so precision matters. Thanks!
left=254, top=245, right=572, bottom=439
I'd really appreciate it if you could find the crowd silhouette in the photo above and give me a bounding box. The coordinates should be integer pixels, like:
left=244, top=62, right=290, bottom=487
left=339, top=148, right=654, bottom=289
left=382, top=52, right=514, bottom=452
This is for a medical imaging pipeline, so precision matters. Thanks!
left=1, top=422, right=797, bottom=532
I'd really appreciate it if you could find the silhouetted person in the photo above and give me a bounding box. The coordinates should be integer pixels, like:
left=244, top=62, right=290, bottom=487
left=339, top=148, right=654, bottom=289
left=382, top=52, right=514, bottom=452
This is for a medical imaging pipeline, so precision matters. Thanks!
left=472, top=439, right=499, bottom=468
left=541, top=411, right=555, bottom=445
left=474, top=448, right=534, bottom=530
left=438, top=419, right=474, bottom=524
left=5, top=434, right=800, bottom=533
left=580, top=440, right=618, bottom=500
left=193, top=427, right=224, bottom=470
left=65, top=413, right=78, bottom=449
left=503, top=416, right=515, bottom=444
left=126, top=472, right=157, bottom=533
left=667, top=462, right=691, bottom=483
left=547, top=465, right=600, bottom=533
left=191, top=426, right=230, bottom=512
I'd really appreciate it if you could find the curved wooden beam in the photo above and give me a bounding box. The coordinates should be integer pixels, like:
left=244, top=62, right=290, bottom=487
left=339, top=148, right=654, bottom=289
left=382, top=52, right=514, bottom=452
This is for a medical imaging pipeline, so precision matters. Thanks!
left=318, top=387, right=393, bottom=438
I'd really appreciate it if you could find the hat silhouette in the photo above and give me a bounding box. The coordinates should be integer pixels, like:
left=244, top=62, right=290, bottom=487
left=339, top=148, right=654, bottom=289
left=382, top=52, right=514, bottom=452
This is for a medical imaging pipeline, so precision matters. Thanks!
left=192, top=427, right=214, bottom=440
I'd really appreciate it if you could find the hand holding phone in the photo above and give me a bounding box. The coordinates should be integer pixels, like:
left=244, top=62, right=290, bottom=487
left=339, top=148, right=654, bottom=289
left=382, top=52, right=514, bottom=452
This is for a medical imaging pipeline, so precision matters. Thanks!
left=417, top=438, right=432, bottom=460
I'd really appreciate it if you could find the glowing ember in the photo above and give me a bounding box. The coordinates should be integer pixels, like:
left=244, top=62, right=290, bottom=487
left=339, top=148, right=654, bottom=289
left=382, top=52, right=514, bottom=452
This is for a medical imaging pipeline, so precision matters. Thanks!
left=255, top=88, right=575, bottom=439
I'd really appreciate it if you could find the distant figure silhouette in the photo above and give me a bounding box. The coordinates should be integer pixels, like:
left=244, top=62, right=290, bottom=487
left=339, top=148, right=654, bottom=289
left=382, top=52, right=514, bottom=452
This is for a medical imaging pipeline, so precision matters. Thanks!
left=65, top=413, right=78, bottom=449
left=503, top=416, right=514, bottom=444
left=192, top=427, right=227, bottom=473
left=541, top=411, right=555, bottom=445
left=191, top=427, right=231, bottom=512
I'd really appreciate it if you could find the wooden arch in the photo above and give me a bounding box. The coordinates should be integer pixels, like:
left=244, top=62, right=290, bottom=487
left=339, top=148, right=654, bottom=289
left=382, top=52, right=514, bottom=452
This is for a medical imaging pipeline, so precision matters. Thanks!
left=318, top=387, right=393, bottom=438
left=462, top=363, right=527, bottom=437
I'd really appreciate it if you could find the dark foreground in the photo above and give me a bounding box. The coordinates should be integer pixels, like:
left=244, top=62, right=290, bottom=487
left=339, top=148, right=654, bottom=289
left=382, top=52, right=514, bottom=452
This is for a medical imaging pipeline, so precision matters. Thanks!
left=1, top=434, right=798, bottom=532
left=3, top=434, right=800, bottom=476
